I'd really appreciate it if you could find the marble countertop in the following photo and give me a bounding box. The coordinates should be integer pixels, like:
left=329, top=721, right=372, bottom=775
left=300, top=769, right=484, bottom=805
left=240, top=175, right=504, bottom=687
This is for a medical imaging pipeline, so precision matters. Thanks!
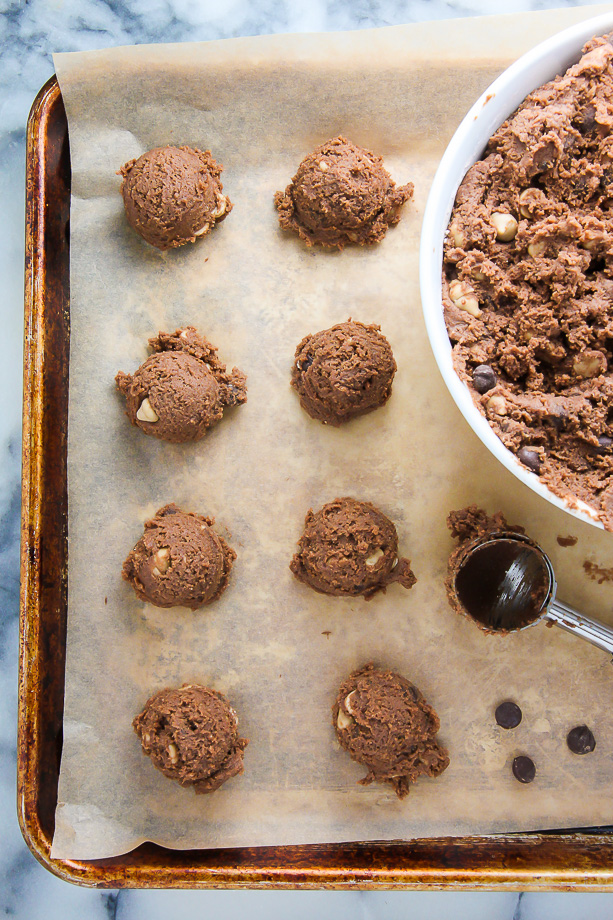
left=3, top=0, right=613, bottom=915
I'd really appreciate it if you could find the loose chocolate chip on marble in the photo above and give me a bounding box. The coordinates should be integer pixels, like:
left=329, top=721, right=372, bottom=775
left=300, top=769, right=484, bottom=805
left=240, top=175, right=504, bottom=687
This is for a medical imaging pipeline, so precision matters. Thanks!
left=567, top=725, right=596, bottom=755
left=472, top=364, right=497, bottom=394
left=597, top=436, right=613, bottom=454
left=512, top=755, right=536, bottom=784
left=517, top=448, right=541, bottom=473
left=495, top=701, right=522, bottom=729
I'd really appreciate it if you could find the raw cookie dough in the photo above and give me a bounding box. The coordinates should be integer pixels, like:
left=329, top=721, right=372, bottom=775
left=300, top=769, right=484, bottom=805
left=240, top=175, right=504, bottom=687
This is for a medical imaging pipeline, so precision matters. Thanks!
left=443, top=36, right=613, bottom=530
left=290, top=497, right=416, bottom=600
left=120, top=145, right=231, bottom=250
left=122, top=504, right=236, bottom=609
left=292, top=320, right=396, bottom=425
left=274, top=135, right=413, bottom=249
left=115, top=326, right=247, bottom=443
left=133, top=684, right=247, bottom=793
left=333, top=663, right=449, bottom=798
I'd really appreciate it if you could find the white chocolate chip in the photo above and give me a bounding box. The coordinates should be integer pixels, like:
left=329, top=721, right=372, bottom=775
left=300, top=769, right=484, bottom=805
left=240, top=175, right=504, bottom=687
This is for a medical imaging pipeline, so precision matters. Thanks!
left=194, top=222, right=210, bottom=237
left=142, top=732, right=150, bottom=745
left=490, top=211, right=518, bottom=242
left=472, top=269, right=486, bottom=281
left=167, top=742, right=179, bottom=763
left=518, top=189, right=533, bottom=218
left=448, top=221, right=465, bottom=248
left=346, top=231, right=360, bottom=242
left=319, top=160, right=329, bottom=172
left=153, top=547, right=170, bottom=574
left=573, top=353, right=604, bottom=379
left=136, top=397, right=159, bottom=423
left=344, top=691, right=357, bottom=716
left=211, top=195, right=227, bottom=220
left=365, top=548, right=384, bottom=567
left=337, top=709, right=354, bottom=730
left=528, top=240, right=546, bottom=258
left=449, top=280, right=482, bottom=318
left=486, top=395, right=507, bottom=416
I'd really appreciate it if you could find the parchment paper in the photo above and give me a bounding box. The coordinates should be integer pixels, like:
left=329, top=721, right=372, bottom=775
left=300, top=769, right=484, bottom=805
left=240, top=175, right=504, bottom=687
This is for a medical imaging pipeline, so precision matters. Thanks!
left=52, top=5, right=613, bottom=860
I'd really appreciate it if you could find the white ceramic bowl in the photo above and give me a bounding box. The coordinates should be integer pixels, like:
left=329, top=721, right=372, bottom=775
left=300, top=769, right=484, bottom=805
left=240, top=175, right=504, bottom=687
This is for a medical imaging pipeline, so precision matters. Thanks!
left=420, top=12, right=613, bottom=530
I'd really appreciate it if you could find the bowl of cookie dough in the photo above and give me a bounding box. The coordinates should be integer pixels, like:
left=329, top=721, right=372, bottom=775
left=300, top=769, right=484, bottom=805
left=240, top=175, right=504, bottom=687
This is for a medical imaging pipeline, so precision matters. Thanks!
left=420, top=12, right=613, bottom=532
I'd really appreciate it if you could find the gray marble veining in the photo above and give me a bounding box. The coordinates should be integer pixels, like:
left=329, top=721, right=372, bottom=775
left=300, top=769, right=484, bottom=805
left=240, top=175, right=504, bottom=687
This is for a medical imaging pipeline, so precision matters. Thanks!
left=1, top=0, right=612, bottom=915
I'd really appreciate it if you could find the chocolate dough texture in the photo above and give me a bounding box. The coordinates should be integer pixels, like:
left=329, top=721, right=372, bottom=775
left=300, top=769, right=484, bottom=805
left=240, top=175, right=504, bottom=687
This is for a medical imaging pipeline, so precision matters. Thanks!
left=133, top=684, right=247, bottom=793
left=120, top=145, right=231, bottom=250
left=274, top=136, right=413, bottom=249
left=292, top=320, right=397, bottom=425
left=115, top=327, right=247, bottom=443
left=290, top=497, right=416, bottom=600
left=333, top=664, right=449, bottom=798
left=122, top=504, right=236, bottom=609
left=443, top=36, right=613, bottom=530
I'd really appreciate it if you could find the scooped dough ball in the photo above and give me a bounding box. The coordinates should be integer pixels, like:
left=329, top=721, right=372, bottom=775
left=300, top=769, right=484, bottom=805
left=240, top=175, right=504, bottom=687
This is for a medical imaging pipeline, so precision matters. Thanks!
left=115, top=326, right=247, bottom=443
left=133, top=684, right=248, bottom=793
left=292, top=320, right=396, bottom=425
left=274, top=135, right=413, bottom=249
left=122, top=504, right=236, bottom=609
left=333, top=664, right=449, bottom=798
left=290, top=497, right=416, bottom=600
left=119, top=145, right=231, bottom=250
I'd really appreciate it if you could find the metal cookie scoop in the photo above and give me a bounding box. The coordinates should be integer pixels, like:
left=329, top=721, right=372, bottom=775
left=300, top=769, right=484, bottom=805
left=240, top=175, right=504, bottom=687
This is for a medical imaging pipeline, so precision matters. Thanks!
left=450, top=531, right=613, bottom=655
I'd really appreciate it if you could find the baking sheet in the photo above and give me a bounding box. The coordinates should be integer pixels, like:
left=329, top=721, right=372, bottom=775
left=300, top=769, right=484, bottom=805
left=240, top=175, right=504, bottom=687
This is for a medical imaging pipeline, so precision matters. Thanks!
left=51, top=5, right=613, bottom=860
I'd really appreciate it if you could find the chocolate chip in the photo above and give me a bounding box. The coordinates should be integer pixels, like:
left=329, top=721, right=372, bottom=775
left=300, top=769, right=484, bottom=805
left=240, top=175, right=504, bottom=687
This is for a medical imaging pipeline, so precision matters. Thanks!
left=495, top=701, right=522, bottom=729
left=517, top=447, right=541, bottom=473
left=567, top=725, right=596, bottom=755
left=546, top=406, right=568, bottom=431
left=299, top=355, right=313, bottom=372
left=512, top=755, right=536, bottom=784
left=574, top=105, right=596, bottom=133
left=472, top=364, right=497, bottom=394
left=597, top=436, right=613, bottom=454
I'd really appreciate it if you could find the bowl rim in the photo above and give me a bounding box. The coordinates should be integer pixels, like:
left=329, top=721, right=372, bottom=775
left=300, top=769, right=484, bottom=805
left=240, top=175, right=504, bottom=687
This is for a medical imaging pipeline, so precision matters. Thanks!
left=420, top=11, right=613, bottom=531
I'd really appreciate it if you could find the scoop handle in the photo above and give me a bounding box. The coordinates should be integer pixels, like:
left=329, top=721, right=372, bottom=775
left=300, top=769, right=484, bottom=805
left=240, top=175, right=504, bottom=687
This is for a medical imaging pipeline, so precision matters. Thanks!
left=546, top=600, right=613, bottom=657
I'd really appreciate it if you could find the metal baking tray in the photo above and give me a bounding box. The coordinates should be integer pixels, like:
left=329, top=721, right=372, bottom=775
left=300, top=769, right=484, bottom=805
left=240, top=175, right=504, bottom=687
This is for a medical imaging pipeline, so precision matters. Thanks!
left=18, top=75, right=613, bottom=889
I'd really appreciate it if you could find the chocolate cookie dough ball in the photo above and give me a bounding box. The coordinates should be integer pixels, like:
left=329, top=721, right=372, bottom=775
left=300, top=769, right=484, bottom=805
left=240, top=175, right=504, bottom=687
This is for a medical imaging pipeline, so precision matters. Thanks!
left=133, top=684, right=248, bottom=793
left=274, top=136, right=413, bottom=249
left=122, top=504, right=236, bottom=609
left=290, top=497, right=416, bottom=600
left=333, top=664, right=449, bottom=798
left=292, top=320, right=396, bottom=426
left=119, top=145, right=231, bottom=250
left=116, top=327, right=247, bottom=443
